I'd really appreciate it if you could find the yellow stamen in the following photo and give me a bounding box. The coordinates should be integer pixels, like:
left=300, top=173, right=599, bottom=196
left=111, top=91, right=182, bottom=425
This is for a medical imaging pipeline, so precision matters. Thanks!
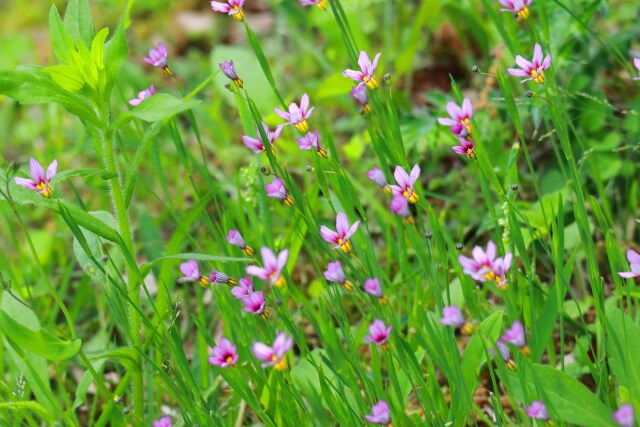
left=461, top=322, right=475, bottom=335
left=460, top=118, right=472, bottom=134
left=227, top=278, right=237, bottom=287
left=316, top=0, right=327, bottom=9
left=382, top=185, right=392, bottom=195
left=403, top=189, right=419, bottom=204
left=520, top=345, right=531, bottom=356
left=243, top=246, right=254, bottom=257
left=294, top=120, right=308, bottom=133
left=283, top=195, right=294, bottom=206
left=483, top=270, right=496, bottom=282
left=495, top=276, right=508, bottom=290
left=231, top=7, right=244, bottom=21
left=468, top=149, right=477, bottom=160
left=162, top=66, right=173, bottom=77
left=234, top=78, right=243, bottom=88
left=531, top=69, right=545, bottom=84
left=36, top=182, right=52, bottom=198
left=381, top=343, right=390, bottom=351
left=506, top=359, right=517, bottom=371
left=225, top=356, right=234, bottom=363
left=338, top=238, right=352, bottom=253
left=517, top=6, right=530, bottom=20
left=274, top=357, right=287, bottom=371
left=379, top=296, right=388, bottom=305
left=362, top=103, right=371, bottom=114
left=364, top=75, right=378, bottom=89
left=260, top=311, right=269, bottom=320
left=274, top=275, right=286, bottom=288
left=403, top=216, right=414, bottom=225
left=342, top=280, right=354, bottom=292
left=317, top=147, right=328, bottom=158
left=198, top=276, right=210, bottom=287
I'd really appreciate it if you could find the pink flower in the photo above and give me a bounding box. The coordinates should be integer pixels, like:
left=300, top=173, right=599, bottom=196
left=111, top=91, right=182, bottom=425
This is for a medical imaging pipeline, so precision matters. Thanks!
left=389, top=196, right=412, bottom=222
left=526, top=401, right=548, bottom=420
left=437, top=98, right=474, bottom=135
left=252, top=332, right=293, bottom=370
left=210, top=0, right=245, bottom=21
left=492, top=253, right=513, bottom=289
left=226, top=230, right=254, bottom=256
left=365, top=400, right=391, bottom=425
left=178, top=260, right=210, bottom=286
left=129, top=84, right=155, bottom=106
left=490, top=339, right=511, bottom=362
left=452, top=138, right=476, bottom=159
left=14, top=157, right=57, bottom=198
left=458, top=240, right=498, bottom=281
left=265, top=177, right=294, bottom=206
left=320, top=212, right=360, bottom=253
left=219, top=60, right=243, bottom=87
left=231, top=276, right=255, bottom=299
left=242, top=291, right=267, bottom=317
left=364, top=319, right=392, bottom=347
left=440, top=305, right=465, bottom=328
left=208, top=337, right=238, bottom=367
left=152, top=416, right=172, bottom=427
left=144, top=43, right=172, bottom=76
left=612, top=404, right=635, bottom=427
left=633, top=58, right=640, bottom=81
left=246, top=247, right=289, bottom=287
left=498, top=0, right=532, bottom=19
left=242, top=122, right=284, bottom=155
left=343, top=50, right=382, bottom=89
left=363, top=278, right=386, bottom=302
left=208, top=269, right=236, bottom=286
left=275, top=93, right=315, bottom=133
left=351, top=83, right=371, bottom=113
left=508, top=43, right=552, bottom=84
left=366, top=167, right=391, bottom=193
left=618, top=249, right=640, bottom=278
left=299, top=0, right=327, bottom=9
left=389, top=164, right=420, bottom=204
left=502, top=320, right=526, bottom=347
left=296, top=129, right=327, bottom=158
left=323, top=261, right=353, bottom=291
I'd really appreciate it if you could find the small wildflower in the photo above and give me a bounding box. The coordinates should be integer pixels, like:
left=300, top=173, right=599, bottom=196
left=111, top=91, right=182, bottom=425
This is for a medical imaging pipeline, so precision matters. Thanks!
left=343, top=50, right=382, bottom=89
left=438, top=98, right=474, bottom=135
left=14, top=158, right=57, bottom=198
left=219, top=60, right=243, bottom=88
left=508, top=43, right=552, bottom=84
left=210, top=0, right=245, bottom=21
left=242, top=291, right=267, bottom=318
left=366, top=166, right=391, bottom=194
left=265, top=177, right=294, bottom=206
left=152, top=416, right=172, bottom=427
left=320, top=212, right=360, bottom=253
left=296, top=129, right=327, bottom=158
left=458, top=240, right=498, bottom=281
left=252, top=332, right=293, bottom=371
left=275, top=93, right=315, bottom=133
left=299, top=0, right=327, bottom=10
left=364, top=319, right=392, bottom=349
left=323, top=261, right=354, bottom=291
left=440, top=305, right=474, bottom=334
left=226, top=229, right=254, bottom=256
left=231, top=276, right=255, bottom=299
left=502, top=320, right=530, bottom=355
left=242, top=122, right=284, bottom=155
left=209, top=337, right=238, bottom=368
left=246, top=247, right=289, bottom=287
left=452, top=138, right=476, bottom=159
left=365, top=400, right=391, bottom=425
left=498, top=0, right=532, bottom=20
left=363, top=278, right=387, bottom=304
left=144, top=43, right=172, bottom=76
left=178, top=260, right=210, bottom=287
left=612, top=404, right=635, bottom=427
left=491, top=339, right=516, bottom=370
left=129, top=84, right=155, bottom=106
left=618, top=249, right=640, bottom=278
left=491, top=253, right=513, bottom=290
left=526, top=401, right=549, bottom=421
left=389, top=164, right=420, bottom=204
left=389, top=196, right=413, bottom=224
left=633, top=58, right=640, bottom=81
left=209, top=269, right=236, bottom=286
left=351, top=83, right=371, bottom=113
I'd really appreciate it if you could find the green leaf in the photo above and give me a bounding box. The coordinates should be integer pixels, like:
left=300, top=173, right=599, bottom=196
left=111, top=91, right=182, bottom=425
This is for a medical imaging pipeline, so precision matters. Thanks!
left=606, top=307, right=640, bottom=406
left=0, top=309, right=81, bottom=360
left=126, top=94, right=201, bottom=122
left=49, top=5, right=76, bottom=64
left=139, top=253, right=249, bottom=278
left=45, top=65, right=85, bottom=92
left=103, top=0, right=133, bottom=100
left=63, top=0, right=94, bottom=47
left=51, top=167, right=116, bottom=185
left=91, top=27, right=109, bottom=70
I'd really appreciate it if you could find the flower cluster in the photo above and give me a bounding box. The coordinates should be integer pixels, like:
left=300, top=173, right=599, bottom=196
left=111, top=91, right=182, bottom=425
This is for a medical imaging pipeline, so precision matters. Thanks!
left=131, top=42, right=175, bottom=106
left=343, top=50, right=380, bottom=113
left=458, top=240, right=513, bottom=290
left=438, top=98, right=477, bottom=159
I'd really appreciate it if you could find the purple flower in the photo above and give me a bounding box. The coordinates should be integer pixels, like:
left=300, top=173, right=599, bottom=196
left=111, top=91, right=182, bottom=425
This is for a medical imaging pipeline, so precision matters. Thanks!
left=242, top=122, right=284, bottom=155
left=343, top=50, right=382, bottom=90
left=323, top=261, right=353, bottom=291
left=252, top=331, right=293, bottom=370
left=209, top=269, right=236, bottom=286
left=14, top=157, right=57, bottom=198
left=210, top=0, right=245, bottom=21
left=508, top=43, right=552, bottom=84
left=299, top=0, right=327, bottom=9
left=458, top=240, right=498, bottom=281
left=320, top=212, right=360, bottom=253
left=365, top=400, right=391, bottom=425
left=452, top=138, right=476, bottom=159
left=275, top=93, right=315, bottom=133
left=363, top=278, right=385, bottom=301
left=389, top=196, right=412, bottom=222
left=231, top=276, right=255, bottom=299
left=296, top=129, right=327, bottom=158
left=440, top=305, right=465, bottom=328
left=219, top=60, right=243, bottom=87
left=242, top=291, right=267, bottom=317
left=526, top=401, right=549, bottom=420
left=265, top=177, right=294, bottom=206
left=618, top=249, right=640, bottom=278
left=143, top=43, right=171, bottom=76
left=152, top=416, right=172, bottom=427
left=351, top=83, right=371, bottom=113
left=489, top=339, right=513, bottom=364
left=389, top=164, right=420, bottom=204
left=492, top=253, right=513, bottom=289
left=208, top=337, right=238, bottom=367
left=366, top=166, right=391, bottom=194
left=502, top=320, right=526, bottom=347
left=226, top=230, right=254, bottom=256
left=178, top=260, right=210, bottom=286
left=437, top=98, right=474, bottom=136
left=246, top=247, right=289, bottom=287
left=129, top=84, right=155, bottom=106
left=612, top=404, right=635, bottom=427
left=633, top=58, right=640, bottom=81
left=498, top=0, right=532, bottom=19
left=364, top=319, right=392, bottom=347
